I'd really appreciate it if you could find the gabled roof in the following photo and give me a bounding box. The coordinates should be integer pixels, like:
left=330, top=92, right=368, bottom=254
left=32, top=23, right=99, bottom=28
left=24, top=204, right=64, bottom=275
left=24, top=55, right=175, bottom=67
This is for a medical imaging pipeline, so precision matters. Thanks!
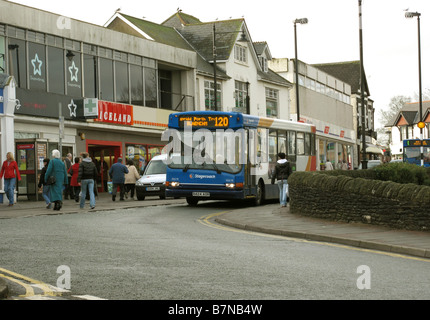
left=312, top=61, right=370, bottom=95
left=174, top=19, right=245, bottom=62
left=253, top=41, right=272, bottom=60
left=386, top=101, right=430, bottom=127
left=162, top=11, right=202, bottom=28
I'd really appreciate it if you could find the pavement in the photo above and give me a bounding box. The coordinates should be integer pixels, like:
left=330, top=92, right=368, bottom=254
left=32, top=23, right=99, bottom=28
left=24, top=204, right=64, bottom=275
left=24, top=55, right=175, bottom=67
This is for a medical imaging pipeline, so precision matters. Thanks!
left=1, top=193, right=429, bottom=299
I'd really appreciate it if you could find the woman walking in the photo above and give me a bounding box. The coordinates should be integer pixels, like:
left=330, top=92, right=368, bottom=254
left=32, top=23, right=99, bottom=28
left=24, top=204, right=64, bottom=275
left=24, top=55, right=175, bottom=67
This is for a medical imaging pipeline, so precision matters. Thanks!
left=45, top=149, right=68, bottom=211
left=38, top=158, right=52, bottom=209
left=0, top=152, right=21, bottom=206
left=69, top=156, right=81, bottom=202
left=124, top=159, right=140, bottom=200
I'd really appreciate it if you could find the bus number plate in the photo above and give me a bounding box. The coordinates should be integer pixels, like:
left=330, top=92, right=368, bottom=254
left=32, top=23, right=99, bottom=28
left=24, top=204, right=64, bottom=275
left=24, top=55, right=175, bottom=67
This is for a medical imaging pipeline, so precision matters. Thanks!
left=192, top=192, right=210, bottom=197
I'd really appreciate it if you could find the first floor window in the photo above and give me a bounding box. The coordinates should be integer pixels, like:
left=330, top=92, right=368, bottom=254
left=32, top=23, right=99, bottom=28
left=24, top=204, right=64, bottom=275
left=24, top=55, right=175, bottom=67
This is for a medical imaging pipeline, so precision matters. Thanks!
left=204, top=80, right=221, bottom=110
left=235, top=81, right=248, bottom=112
left=265, top=88, right=278, bottom=117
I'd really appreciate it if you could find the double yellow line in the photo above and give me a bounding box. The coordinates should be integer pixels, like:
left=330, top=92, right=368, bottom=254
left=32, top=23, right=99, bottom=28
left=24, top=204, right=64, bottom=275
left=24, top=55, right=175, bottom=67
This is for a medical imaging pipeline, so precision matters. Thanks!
left=0, top=267, right=59, bottom=298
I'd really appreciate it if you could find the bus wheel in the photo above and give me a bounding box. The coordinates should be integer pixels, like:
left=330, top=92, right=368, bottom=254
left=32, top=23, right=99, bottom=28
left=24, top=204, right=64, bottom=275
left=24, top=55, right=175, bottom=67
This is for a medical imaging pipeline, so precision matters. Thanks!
left=253, top=181, right=264, bottom=206
left=186, top=197, right=199, bottom=206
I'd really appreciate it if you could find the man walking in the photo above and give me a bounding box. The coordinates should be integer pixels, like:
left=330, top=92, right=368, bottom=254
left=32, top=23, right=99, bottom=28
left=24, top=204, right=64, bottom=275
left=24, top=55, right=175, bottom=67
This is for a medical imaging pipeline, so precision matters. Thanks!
left=77, top=152, right=98, bottom=210
left=271, top=152, right=292, bottom=207
left=109, top=157, right=128, bottom=201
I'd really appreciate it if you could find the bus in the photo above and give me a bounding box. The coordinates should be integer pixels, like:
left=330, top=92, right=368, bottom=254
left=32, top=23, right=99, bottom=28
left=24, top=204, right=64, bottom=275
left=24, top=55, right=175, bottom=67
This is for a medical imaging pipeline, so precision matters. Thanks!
left=403, top=139, right=430, bottom=167
left=164, top=111, right=317, bottom=206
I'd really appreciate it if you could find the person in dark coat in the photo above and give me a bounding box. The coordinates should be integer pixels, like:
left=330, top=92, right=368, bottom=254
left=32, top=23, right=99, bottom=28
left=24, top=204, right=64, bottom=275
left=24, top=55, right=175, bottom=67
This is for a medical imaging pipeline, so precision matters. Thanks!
left=45, top=149, right=68, bottom=211
left=78, top=152, right=98, bottom=210
left=271, top=152, right=292, bottom=207
left=108, top=157, right=129, bottom=201
left=38, top=158, right=52, bottom=209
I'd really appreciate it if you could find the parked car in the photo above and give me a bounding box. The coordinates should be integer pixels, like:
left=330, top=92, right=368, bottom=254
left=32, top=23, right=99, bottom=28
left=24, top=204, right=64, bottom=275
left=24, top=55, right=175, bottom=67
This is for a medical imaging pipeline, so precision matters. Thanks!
left=358, top=160, right=382, bottom=169
left=135, top=154, right=167, bottom=200
left=389, top=159, right=403, bottom=164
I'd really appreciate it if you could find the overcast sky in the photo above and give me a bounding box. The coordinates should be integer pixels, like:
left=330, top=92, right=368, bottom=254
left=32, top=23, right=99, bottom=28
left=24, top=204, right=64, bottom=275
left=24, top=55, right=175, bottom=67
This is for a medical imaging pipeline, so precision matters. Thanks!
left=9, top=0, right=430, bottom=128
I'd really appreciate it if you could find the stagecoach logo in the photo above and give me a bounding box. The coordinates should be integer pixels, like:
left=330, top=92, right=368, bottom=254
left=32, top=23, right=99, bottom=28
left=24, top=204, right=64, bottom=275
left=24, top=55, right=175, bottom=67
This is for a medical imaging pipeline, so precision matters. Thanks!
left=68, top=61, right=79, bottom=82
left=189, top=174, right=216, bottom=179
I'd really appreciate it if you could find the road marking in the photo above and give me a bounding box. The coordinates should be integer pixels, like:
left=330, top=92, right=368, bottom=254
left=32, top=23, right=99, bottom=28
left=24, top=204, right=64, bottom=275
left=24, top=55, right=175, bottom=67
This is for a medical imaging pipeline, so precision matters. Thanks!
left=199, top=212, right=430, bottom=263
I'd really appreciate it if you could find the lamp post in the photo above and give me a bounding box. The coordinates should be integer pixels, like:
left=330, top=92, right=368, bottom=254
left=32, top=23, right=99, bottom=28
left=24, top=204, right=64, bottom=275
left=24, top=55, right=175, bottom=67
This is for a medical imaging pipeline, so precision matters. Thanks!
left=294, top=18, right=308, bottom=123
left=405, top=11, right=424, bottom=166
left=358, top=0, right=367, bottom=169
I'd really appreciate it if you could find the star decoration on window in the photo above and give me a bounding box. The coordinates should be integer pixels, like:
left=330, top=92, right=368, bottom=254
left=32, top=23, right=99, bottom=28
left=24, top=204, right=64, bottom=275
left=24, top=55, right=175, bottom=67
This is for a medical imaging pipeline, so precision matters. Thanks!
left=31, top=53, right=43, bottom=76
left=68, top=61, right=79, bottom=82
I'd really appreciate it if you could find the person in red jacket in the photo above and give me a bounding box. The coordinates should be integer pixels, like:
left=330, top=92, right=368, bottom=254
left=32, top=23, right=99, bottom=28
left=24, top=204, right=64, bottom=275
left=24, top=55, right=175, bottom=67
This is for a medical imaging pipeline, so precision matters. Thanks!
left=0, top=152, right=21, bottom=206
left=68, top=156, right=81, bottom=202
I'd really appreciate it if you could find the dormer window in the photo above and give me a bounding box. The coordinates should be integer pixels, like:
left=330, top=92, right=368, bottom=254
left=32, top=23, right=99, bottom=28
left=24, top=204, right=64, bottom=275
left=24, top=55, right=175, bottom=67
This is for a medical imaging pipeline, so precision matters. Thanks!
left=260, top=56, right=268, bottom=72
left=234, top=44, right=247, bottom=64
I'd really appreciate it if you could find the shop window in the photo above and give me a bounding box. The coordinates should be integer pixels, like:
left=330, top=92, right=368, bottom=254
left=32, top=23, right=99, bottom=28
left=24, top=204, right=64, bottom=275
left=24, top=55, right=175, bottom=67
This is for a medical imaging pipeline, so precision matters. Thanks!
left=115, top=61, right=129, bottom=104
left=66, top=51, right=82, bottom=97
left=47, top=46, right=64, bottom=94
left=28, top=42, right=46, bottom=91
left=83, top=54, right=97, bottom=98
left=130, top=64, right=143, bottom=106
left=144, top=67, right=157, bottom=108
left=100, top=58, right=114, bottom=102
left=126, top=144, right=147, bottom=174
left=159, top=70, right=172, bottom=110
left=8, top=38, right=26, bottom=88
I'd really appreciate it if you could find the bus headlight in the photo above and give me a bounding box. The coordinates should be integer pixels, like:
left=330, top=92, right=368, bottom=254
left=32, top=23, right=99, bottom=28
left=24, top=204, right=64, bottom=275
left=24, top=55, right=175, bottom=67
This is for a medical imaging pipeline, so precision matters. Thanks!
left=225, top=183, right=235, bottom=188
left=170, top=181, right=180, bottom=187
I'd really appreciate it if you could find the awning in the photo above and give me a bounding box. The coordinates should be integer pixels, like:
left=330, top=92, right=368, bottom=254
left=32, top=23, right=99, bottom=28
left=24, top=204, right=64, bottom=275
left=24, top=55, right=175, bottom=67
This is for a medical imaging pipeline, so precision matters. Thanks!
left=361, top=144, right=384, bottom=155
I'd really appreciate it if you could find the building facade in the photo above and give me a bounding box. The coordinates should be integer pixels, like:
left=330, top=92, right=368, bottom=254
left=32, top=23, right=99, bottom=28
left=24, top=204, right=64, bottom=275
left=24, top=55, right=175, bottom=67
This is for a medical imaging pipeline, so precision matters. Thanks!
left=270, top=58, right=356, bottom=169
left=387, top=101, right=430, bottom=159
left=0, top=0, right=197, bottom=198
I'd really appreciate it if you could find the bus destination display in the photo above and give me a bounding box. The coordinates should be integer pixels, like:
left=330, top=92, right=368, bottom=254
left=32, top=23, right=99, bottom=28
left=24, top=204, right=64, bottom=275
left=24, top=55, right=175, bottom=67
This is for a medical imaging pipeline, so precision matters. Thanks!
left=178, top=115, right=229, bottom=128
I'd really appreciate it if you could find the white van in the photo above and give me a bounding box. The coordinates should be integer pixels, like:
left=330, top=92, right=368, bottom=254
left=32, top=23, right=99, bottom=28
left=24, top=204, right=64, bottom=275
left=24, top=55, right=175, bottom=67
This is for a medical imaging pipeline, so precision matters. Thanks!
left=135, top=154, right=167, bottom=200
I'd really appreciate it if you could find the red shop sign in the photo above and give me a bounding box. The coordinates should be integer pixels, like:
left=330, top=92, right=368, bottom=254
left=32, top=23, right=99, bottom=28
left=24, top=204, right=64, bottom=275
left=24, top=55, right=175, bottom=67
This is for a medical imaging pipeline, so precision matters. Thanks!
left=324, top=126, right=330, bottom=134
left=95, top=101, right=133, bottom=126
left=340, top=130, right=345, bottom=138
left=17, top=144, right=35, bottom=150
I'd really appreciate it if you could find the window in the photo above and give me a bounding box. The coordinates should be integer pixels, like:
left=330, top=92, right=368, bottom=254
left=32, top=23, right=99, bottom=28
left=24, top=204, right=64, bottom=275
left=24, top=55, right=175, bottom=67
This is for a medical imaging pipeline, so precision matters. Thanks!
left=234, top=44, right=247, bottom=63
left=144, top=67, right=157, bottom=108
left=28, top=42, right=46, bottom=91
left=260, top=56, right=268, bottom=72
left=269, top=130, right=277, bottom=162
left=235, top=81, right=248, bottom=112
left=115, top=61, right=129, bottom=103
left=83, top=54, right=97, bottom=98
left=266, top=88, right=278, bottom=117
left=287, top=131, right=296, bottom=157
left=297, top=132, right=305, bottom=155
left=47, top=46, right=64, bottom=94
left=159, top=70, right=172, bottom=110
left=0, top=36, right=5, bottom=73
left=277, top=131, right=286, bottom=155
left=99, top=58, right=114, bottom=101
left=130, top=64, right=143, bottom=106
left=204, top=80, right=221, bottom=111
left=66, top=51, right=82, bottom=97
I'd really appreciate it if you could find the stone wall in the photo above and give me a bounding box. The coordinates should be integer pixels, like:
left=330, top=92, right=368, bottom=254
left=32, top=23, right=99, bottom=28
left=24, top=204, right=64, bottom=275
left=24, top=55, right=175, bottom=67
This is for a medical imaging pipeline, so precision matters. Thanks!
left=288, top=172, right=430, bottom=232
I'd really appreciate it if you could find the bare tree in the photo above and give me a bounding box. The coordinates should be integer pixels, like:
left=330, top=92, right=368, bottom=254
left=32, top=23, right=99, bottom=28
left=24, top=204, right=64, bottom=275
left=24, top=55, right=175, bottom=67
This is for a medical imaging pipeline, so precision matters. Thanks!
left=378, top=95, right=411, bottom=127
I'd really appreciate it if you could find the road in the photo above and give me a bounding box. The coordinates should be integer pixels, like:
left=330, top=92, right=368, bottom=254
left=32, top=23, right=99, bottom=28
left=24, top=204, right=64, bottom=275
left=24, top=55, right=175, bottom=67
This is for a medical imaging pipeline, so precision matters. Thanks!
left=0, top=200, right=429, bottom=301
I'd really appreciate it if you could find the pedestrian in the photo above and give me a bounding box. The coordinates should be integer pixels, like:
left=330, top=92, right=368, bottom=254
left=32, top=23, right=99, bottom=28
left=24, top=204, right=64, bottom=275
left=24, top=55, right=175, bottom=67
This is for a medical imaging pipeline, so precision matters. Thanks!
left=45, top=149, right=68, bottom=211
left=63, top=153, right=74, bottom=200
left=38, top=158, right=52, bottom=209
left=77, top=152, right=98, bottom=210
left=109, top=157, right=129, bottom=201
left=124, top=159, right=140, bottom=200
left=69, top=156, right=81, bottom=202
left=325, top=159, right=334, bottom=171
left=271, top=152, right=292, bottom=207
left=0, top=152, right=21, bottom=207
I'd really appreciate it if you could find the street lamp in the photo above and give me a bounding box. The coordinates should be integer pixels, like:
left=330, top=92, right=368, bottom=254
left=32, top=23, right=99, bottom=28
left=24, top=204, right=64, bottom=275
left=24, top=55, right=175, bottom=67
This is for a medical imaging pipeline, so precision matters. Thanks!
left=212, top=24, right=248, bottom=112
left=358, top=0, right=367, bottom=169
left=405, top=11, right=424, bottom=166
left=294, top=18, right=308, bottom=123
